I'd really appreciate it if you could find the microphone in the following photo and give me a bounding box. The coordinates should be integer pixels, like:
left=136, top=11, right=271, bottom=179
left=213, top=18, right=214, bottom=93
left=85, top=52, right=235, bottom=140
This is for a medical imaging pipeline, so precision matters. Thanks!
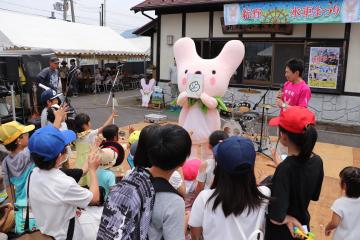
left=39, top=83, right=50, bottom=91
left=277, top=83, right=284, bottom=99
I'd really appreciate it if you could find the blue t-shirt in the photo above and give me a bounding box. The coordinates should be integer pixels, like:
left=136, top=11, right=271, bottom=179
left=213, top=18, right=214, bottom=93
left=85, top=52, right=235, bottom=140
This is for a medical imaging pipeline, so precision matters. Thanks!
left=96, top=168, right=116, bottom=199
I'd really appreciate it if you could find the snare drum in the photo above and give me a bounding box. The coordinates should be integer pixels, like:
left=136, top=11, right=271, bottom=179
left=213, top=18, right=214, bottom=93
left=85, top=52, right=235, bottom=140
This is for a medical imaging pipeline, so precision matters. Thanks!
left=220, top=101, right=236, bottom=117
left=238, top=102, right=251, bottom=113
left=240, top=112, right=260, bottom=122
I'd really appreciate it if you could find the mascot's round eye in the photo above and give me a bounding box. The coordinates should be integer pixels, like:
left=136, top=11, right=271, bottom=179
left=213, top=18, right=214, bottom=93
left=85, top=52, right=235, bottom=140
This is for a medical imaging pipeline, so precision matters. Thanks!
left=185, top=70, right=188, bottom=74
left=212, top=70, right=216, bottom=75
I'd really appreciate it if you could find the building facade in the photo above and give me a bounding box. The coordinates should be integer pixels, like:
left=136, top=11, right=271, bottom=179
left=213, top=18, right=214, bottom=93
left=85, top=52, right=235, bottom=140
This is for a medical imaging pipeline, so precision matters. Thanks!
left=133, top=0, right=360, bottom=126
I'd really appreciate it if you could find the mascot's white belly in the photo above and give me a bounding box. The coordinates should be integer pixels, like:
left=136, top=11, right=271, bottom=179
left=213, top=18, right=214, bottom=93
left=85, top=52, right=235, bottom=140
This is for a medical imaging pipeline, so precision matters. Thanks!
left=179, top=102, right=220, bottom=144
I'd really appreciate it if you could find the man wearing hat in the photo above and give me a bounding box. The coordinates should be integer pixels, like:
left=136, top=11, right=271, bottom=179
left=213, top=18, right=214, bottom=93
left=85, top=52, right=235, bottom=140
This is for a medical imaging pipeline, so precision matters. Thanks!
left=40, top=89, right=62, bottom=128
left=36, top=56, right=61, bottom=92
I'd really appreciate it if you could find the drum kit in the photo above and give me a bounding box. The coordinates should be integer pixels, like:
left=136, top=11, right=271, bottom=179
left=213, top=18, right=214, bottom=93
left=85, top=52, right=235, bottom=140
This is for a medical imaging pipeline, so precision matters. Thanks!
left=221, top=88, right=275, bottom=159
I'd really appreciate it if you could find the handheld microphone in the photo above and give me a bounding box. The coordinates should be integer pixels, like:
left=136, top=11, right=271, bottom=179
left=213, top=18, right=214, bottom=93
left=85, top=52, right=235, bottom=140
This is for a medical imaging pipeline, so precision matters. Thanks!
left=39, top=83, right=50, bottom=91
left=277, top=83, right=284, bottom=99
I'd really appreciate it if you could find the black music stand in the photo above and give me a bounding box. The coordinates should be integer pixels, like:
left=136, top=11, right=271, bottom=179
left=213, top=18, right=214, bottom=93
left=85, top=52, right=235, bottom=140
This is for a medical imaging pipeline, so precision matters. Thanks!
left=253, top=88, right=273, bottom=160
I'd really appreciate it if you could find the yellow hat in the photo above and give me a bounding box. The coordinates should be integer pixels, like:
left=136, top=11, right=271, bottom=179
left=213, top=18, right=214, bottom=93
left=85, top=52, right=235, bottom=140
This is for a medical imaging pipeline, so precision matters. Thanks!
left=0, top=121, right=35, bottom=145
left=128, top=130, right=141, bottom=145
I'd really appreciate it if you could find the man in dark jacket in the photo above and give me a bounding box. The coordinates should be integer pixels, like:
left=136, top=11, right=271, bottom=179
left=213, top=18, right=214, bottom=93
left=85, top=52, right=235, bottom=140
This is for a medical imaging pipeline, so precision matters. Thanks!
left=36, top=56, right=61, bottom=91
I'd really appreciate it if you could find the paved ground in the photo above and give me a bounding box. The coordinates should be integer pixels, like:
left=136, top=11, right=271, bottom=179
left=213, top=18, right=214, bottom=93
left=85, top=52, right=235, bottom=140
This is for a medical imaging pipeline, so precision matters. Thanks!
left=70, top=90, right=360, bottom=148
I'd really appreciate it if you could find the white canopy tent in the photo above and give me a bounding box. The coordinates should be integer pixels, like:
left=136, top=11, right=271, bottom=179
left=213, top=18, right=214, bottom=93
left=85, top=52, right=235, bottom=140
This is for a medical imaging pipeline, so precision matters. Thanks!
left=0, top=10, right=147, bottom=59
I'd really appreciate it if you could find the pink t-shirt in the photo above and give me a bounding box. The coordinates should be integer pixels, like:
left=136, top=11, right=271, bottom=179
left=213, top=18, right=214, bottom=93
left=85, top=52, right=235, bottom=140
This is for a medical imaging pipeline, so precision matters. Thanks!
left=282, top=80, right=311, bottom=107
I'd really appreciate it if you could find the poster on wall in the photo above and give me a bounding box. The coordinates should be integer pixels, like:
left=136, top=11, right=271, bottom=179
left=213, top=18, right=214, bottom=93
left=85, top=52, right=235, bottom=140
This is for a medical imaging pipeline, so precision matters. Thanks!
left=308, top=47, right=340, bottom=89
left=224, top=0, right=360, bottom=25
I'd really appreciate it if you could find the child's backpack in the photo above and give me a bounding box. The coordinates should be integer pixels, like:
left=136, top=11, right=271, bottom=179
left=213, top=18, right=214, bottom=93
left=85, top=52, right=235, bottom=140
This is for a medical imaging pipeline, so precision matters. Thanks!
left=97, top=167, right=155, bottom=240
left=97, top=167, right=181, bottom=240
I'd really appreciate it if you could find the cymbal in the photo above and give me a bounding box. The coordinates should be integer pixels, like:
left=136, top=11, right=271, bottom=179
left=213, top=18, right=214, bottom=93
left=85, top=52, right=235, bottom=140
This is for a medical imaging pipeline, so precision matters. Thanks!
left=258, top=104, right=275, bottom=109
left=238, top=88, right=261, bottom=94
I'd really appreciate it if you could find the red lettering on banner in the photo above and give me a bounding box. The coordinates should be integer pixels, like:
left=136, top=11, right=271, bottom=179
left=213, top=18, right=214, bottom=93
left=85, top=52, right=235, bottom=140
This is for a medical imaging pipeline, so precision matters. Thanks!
left=314, top=6, right=323, bottom=17
left=290, top=6, right=302, bottom=17
left=252, top=8, right=263, bottom=19
left=303, top=6, right=313, bottom=17
left=242, top=8, right=251, bottom=20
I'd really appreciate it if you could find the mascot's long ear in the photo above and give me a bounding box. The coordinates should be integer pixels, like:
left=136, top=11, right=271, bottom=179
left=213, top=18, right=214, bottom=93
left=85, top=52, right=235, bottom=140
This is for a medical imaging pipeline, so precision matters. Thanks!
left=174, top=37, right=200, bottom=65
left=216, top=40, right=245, bottom=71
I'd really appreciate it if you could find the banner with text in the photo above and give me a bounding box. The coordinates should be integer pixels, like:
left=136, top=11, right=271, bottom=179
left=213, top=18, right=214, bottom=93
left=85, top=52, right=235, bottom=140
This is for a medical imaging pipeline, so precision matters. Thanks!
left=224, top=0, right=360, bottom=25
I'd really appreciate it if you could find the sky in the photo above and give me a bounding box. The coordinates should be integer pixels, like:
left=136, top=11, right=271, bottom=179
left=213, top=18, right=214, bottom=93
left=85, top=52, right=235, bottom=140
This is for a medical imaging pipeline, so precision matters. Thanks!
left=0, top=0, right=155, bottom=34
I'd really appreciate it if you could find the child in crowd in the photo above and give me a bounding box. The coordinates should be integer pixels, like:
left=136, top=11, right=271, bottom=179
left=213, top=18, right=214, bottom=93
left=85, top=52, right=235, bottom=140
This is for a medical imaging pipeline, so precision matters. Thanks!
left=98, top=124, right=191, bottom=240
left=266, top=106, right=324, bottom=239
left=132, top=124, right=186, bottom=196
left=325, top=166, right=360, bottom=240
left=127, top=130, right=140, bottom=169
left=46, top=104, right=68, bottom=131
left=195, top=130, right=229, bottom=194
left=0, top=121, right=35, bottom=233
left=147, top=125, right=191, bottom=240
left=97, top=142, right=124, bottom=200
left=189, top=136, right=271, bottom=240
left=40, top=89, right=62, bottom=127
left=74, top=111, right=116, bottom=185
left=28, top=125, right=100, bottom=239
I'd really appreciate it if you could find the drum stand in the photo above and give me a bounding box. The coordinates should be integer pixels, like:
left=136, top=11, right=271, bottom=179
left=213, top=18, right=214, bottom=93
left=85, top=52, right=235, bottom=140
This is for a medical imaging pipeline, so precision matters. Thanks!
left=253, top=88, right=272, bottom=160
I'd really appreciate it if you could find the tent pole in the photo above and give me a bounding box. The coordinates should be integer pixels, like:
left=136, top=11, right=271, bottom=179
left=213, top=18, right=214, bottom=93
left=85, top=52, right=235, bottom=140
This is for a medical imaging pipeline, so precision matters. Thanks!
left=10, top=84, right=16, bottom=121
left=93, top=52, right=96, bottom=94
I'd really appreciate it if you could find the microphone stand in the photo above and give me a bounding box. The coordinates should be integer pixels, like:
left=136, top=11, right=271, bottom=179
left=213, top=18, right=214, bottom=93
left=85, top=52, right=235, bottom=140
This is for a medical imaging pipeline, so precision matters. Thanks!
left=253, top=87, right=272, bottom=160
left=106, top=66, right=122, bottom=122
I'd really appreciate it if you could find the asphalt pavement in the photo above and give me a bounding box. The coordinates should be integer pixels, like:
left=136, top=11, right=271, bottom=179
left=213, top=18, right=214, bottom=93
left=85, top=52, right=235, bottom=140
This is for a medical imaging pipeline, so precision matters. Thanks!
left=70, top=90, right=360, bottom=148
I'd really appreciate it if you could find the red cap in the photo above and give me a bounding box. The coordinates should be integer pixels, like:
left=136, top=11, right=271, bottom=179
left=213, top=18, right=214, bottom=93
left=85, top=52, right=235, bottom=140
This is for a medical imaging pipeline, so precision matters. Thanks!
left=269, top=106, right=316, bottom=134
left=182, top=159, right=201, bottom=181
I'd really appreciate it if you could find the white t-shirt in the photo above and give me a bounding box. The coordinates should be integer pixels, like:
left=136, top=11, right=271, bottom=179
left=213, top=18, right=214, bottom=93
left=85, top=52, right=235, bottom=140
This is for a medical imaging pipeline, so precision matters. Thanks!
left=169, top=170, right=183, bottom=190
left=331, top=196, right=360, bottom=240
left=40, top=107, right=68, bottom=131
left=28, top=168, right=93, bottom=240
left=189, top=186, right=270, bottom=240
left=196, top=159, right=215, bottom=189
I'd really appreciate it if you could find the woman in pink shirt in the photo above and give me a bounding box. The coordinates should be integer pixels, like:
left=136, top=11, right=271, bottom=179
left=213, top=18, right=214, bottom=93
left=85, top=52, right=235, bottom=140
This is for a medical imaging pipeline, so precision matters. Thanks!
left=276, top=59, right=311, bottom=109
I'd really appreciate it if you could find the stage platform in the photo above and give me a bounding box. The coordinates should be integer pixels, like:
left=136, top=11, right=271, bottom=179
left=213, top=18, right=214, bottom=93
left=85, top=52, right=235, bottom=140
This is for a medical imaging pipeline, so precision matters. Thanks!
left=71, top=121, right=359, bottom=239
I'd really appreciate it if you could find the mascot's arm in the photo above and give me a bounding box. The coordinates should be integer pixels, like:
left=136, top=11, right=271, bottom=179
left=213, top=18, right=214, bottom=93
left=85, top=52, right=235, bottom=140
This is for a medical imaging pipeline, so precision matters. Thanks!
left=177, top=91, right=189, bottom=107
left=200, top=92, right=218, bottom=109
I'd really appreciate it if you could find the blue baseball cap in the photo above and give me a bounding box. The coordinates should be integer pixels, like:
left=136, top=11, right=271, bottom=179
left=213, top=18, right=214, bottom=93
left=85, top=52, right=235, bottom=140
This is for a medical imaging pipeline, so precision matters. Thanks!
left=213, top=136, right=256, bottom=175
left=40, top=89, right=62, bottom=104
left=29, top=125, right=76, bottom=161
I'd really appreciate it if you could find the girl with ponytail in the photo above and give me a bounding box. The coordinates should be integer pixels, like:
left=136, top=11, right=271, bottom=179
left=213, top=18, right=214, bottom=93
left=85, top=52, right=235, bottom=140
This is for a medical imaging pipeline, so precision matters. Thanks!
left=265, top=106, right=324, bottom=240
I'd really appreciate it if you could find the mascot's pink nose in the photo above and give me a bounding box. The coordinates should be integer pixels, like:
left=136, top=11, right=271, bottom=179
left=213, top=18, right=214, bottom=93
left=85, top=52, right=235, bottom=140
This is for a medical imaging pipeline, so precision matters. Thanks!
left=195, top=71, right=202, bottom=74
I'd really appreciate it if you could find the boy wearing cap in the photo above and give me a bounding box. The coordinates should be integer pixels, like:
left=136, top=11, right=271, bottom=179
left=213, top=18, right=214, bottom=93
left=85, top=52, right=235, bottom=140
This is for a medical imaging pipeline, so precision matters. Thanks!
left=0, top=121, right=35, bottom=233
left=40, top=89, right=64, bottom=128
left=28, top=125, right=100, bottom=240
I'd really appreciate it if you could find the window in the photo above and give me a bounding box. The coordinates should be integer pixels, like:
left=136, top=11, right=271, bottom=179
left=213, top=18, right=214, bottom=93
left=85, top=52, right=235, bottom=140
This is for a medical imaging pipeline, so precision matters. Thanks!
left=273, top=43, right=304, bottom=85
left=243, top=43, right=272, bottom=83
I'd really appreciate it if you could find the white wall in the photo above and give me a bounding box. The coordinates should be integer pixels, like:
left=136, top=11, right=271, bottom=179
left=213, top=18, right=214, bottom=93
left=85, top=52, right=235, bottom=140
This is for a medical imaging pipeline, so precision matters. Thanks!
left=213, top=11, right=238, bottom=38
left=345, top=23, right=360, bottom=93
left=153, top=32, right=157, bottom=64
left=186, top=12, right=209, bottom=38
left=160, top=14, right=182, bottom=80
left=311, top=24, right=345, bottom=38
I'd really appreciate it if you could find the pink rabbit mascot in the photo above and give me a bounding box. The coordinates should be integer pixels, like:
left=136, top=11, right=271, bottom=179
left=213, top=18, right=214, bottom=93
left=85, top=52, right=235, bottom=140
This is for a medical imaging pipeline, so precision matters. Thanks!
left=173, top=37, right=245, bottom=158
